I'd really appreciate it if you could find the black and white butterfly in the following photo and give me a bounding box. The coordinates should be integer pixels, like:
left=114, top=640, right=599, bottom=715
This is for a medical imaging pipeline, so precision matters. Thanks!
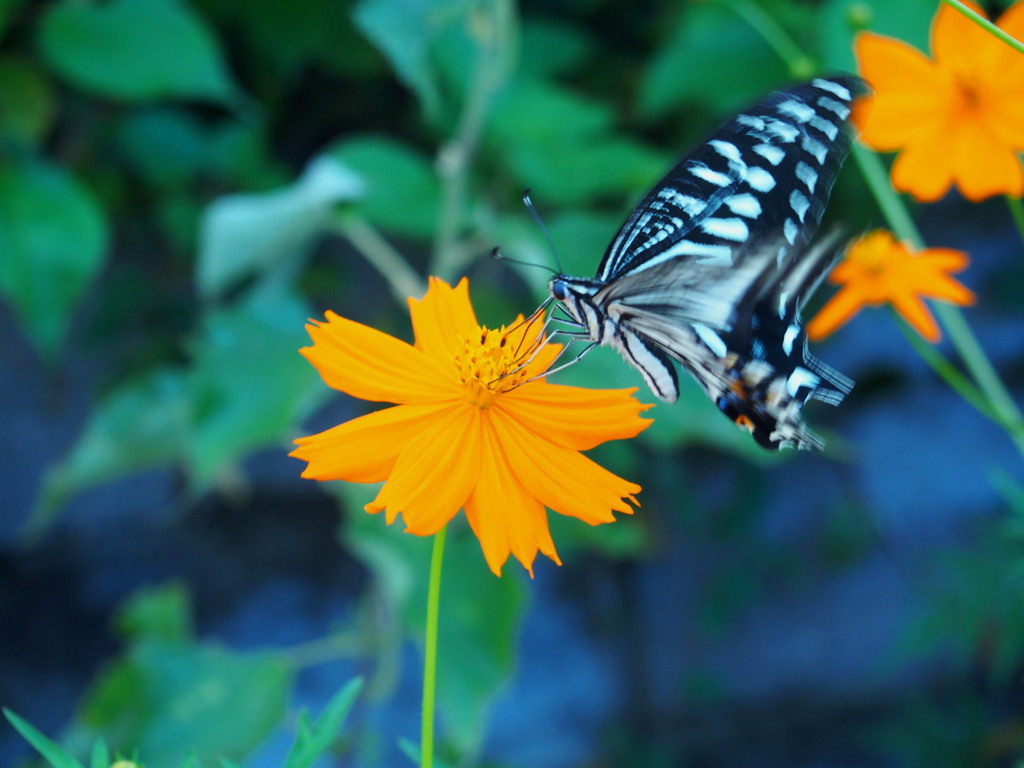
left=547, top=76, right=863, bottom=451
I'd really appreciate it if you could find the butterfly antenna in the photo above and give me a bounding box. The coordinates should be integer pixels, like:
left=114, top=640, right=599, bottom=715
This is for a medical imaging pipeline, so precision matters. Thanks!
left=522, top=189, right=564, bottom=274
left=491, top=247, right=557, bottom=274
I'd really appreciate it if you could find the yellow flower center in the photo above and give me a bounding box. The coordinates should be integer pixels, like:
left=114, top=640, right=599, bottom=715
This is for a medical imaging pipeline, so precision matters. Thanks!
left=848, top=230, right=894, bottom=276
left=953, top=69, right=983, bottom=112
left=454, top=325, right=533, bottom=408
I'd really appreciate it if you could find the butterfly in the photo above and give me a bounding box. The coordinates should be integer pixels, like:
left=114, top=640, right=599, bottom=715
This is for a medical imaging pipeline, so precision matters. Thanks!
left=547, top=77, right=862, bottom=450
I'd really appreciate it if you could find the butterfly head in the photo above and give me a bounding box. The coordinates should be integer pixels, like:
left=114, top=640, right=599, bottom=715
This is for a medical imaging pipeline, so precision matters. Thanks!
left=548, top=274, right=604, bottom=333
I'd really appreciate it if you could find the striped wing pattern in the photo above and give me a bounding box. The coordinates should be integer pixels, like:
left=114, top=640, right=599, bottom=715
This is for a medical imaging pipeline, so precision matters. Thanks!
left=599, top=77, right=860, bottom=280
left=548, top=76, right=862, bottom=450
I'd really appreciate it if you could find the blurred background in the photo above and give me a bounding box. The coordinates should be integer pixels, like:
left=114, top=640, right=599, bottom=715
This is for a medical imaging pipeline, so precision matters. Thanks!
left=3, top=0, right=1024, bottom=766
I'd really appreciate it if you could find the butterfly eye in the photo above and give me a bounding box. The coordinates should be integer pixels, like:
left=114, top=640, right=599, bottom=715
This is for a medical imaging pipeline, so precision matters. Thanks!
left=551, top=280, right=568, bottom=301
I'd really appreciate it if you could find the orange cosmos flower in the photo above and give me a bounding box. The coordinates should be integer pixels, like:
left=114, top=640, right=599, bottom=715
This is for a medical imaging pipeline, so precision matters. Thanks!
left=291, top=277, right=652, bottom=576
left=854, top=0, right=1024, bottom=202
left=807, top=230, right=976, bottom=343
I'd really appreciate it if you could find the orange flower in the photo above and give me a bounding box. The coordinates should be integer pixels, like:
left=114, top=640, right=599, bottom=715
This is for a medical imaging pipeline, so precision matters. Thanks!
left=291, top=277, right=652, bottom=576
left=808, top=230, right=976, bottom=343
left=854, top=0, right=1024, bottom=202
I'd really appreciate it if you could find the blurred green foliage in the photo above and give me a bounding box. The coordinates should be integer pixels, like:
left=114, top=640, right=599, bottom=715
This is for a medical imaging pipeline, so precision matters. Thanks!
left=5, top=0, right=1024, bottom=766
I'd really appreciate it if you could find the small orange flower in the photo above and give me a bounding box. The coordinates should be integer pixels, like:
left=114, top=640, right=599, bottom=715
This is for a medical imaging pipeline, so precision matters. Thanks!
left=291, top=277, right=652, bottom=576
left=854, top=0, right=1024, bottom=202
left=808, top=230, right=976, bottom=343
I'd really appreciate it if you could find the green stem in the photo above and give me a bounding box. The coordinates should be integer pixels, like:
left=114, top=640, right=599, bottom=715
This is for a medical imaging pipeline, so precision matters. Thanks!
left=1007, top=195, right=1024, bottom=249
left=854, top=145, right=1024, bottom=456
left=718, top=0, right=816, bottom=78
left=431, top=0, right=514, bottom=279
left=940, top=0, right=1024, bottom=56
left=333, top=212, right=428, bottom=303
left=420, top=525, right=447, bottom=768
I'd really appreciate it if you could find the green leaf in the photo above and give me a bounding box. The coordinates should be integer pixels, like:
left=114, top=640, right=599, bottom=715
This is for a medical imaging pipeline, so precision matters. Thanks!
left=352, top=0, right=473, bottom=118
left=89, top=739, right=109, bottom=768
left=0, top=0, right=27, bottom=40
left=187, top=277, right=323, bottom=489
left=115, top=582, right=193, bottom=645
left=3, top=709, right=85, bottom=768
left=0, top=56, right=54, bottom=145
left=328, top=136, right=440, bottom=238
left=638, top=3, right=790, bottom=120
left=197, top=154, right=363, bottom=298
left=0, top=156, right=108, bottom=359
left=283, top=678, right=364, bottom=768
left=37, top=0, right=235, bottom=102
left=72, top=641, right=292, bottom=768
left=342, top=502, right=528, bottom=755
left=27, top=367, right=189, bottom=536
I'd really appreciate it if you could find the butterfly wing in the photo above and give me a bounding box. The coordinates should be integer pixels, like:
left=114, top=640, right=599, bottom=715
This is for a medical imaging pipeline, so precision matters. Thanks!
left=598, top=76, right=864, bottom=281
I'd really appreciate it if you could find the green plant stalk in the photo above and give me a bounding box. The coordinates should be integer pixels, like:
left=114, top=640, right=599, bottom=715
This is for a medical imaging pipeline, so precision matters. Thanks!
left=432, top=0, right=515, bottom=279
left=718, top=0, right=816, bottom=78
left=334, top=212, right=428, bottom=302
left=853, top=145, right=1024, bottom=455
left=421, top=525, right=447, bottom=768
left=940, top=0, right=1024, bottom=55
left=1007, top=196, right=1024, bottom=248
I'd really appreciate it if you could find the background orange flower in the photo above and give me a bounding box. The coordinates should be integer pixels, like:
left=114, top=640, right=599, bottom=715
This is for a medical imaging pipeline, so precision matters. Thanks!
left=854, top=0, right=1024, bottom=201
left=808, top=230, right=976, bottom=342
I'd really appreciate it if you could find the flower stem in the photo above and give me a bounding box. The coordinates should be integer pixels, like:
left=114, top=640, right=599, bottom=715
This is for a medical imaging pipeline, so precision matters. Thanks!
left=853, top=145, right=1024, bottom=456
left=332, top=212, right=428, bottom=303
left=421, top=525, right=447, bottom=768
left=718, top=0, right=816, bottom=78
left=939, top=0, right=1024, bottom=56
left=1007, top=196, right=1024, bottom=249
left=431, top=0, right=515, bottom=279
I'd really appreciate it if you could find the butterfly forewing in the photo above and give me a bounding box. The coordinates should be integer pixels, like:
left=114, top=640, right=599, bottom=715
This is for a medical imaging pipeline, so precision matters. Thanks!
left=547, top=76, right=863, bottom=450
left=598, top=77, right=861, bottom=280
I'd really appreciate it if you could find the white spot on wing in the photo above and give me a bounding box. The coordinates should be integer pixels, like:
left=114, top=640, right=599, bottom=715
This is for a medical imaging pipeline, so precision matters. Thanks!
left=787, top=366, right=820, bottom=397
left=689, top=163, right=732, bottom=187
left=795, top=161, right=818, bottom=192
left=790, top=190, right=810, bottom=222
left=659, top=240, right=734, bottom=263
left=693, top=323, right=728, bottom=358
left=809, top=115, right=838, bottom=140
left=657, top=188, right=705, bottom=215
left=783, top=324, right=800, bottom=355
left=701, top=217, right=749, bottom=242
left=813, top=78, right=852, bottom=100
left=724, top=193, right=762, bottom=219
left=709, top=140, right=742, bottom=163
left=783, top=218, right=799, bottom=244
left=777, top=99, right=816, bottom=123
left=801, top=135, right=827, bottom=164
left=753, top=143, right=785, bottom=166
left=746, top=166, right=776, bottom=192
left=817, top=96, right=850, bottom=119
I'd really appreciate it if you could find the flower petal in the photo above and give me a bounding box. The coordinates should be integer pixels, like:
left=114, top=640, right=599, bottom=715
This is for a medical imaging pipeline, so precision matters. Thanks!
left=464, top=421, right=560, bottom=576
left=932, top=0, right=998, bottom=75
left=890, top=291, right=942, bottom=343
left=498, top=382, right=652, bottom=451
left=806, top=285, right=870, bottom=341
left=853, top=33, right=955, bottom=151
left=366, top=404, right=482, bottom=534
left=890, top=128, right=958, bottom=202
left=302, top=311, right=458, bottom=403
left=951, top=116, right=1024, bottom=200
left=409, top=276, right=479, bottom=361
left=488, top=407, right=640, bottom=525
left=994, top=1, right=1024, bottom=76
left=291, top=402, right=451, bottom=482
